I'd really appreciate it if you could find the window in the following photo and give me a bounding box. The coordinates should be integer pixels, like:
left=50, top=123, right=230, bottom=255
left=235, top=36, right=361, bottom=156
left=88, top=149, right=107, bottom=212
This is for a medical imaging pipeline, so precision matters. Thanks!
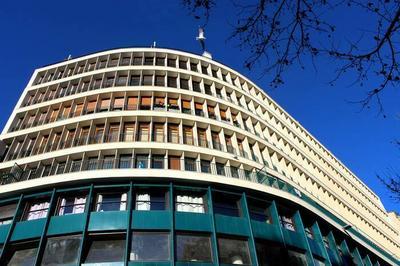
left=180, top=78, right=189, bottom=90
left=195, top=102, right=203, bottom=116
left=116, top=75, right=128, bottom=87
left=42, top=235, right=81, bottom=266
left=305, top=226, right=314, bottom=239
left=70, top=159, right=82, bottom=172
left=23, top=200, right=50, bottom=221
left=113, top=97, right=125, bottom=110
left=121, top=56, right=131, bottom=66
left=130, top=232, right=170, bottom=261
left=86, top=157, right=98, bottom=170
left=142, top=75, right=153, bottom=86
left=153, top=123, right=164, bottom=142
left=119, top=154, right=132, bottom=169
left=248, top=199, right=271, bottom=223
left=279, top=210, right=296, bottom=231
left=218, top=237, right=251, bottom=265
left=130, top=75, right=140, bottom=86
left=167, top=58, right=176, bottom=67
left=0, top=203, right=17, bottom=225
left=6, top=244, right=38, bottom=266
left=168, top=156, right=181, bottom=170
left=135, top=190, right=167, bottom=210
left=57, top=195, right=86, bottom=215
left=123, top=122, right=135, bottom=141
left=140, top=96, right=151, bottom=110
left=201, top=65, right=208, bottom=75
left=152, top=155, right=164, bottom=169
left=287, top=250, right=307, bottom=266
left=154, top=96, right=165, bottom=109
left=168, top=124, right=179, bottom=143
left=255, top=240, right=284, bottom=266
left=95, top=192, right=127, bottom=212
left=136, top=154, right=148, bottom=169
left=168, top=98, right=179, bottom=111
left=190, top=62, right=198, bottom=72
left=176, top=234, right=212, bottom=262
left=176, top=192, right=205, bottom=213
left=185, top=157, right=197, bottom=171
left=144, top=57, right=154, bottom=65
left=183, top=126, right=193, bottom=145
left=100, top=98, right=110, bottom=112
left=127, top=96, right=138, bottom=110
left=192, top=81, right=201, bottom=92
left=107, top=123, right=120, bottom=142
left=201, top=160, right=211, bottom=173
left=198, top=129, right=208, bottom=147
left=216, top=163, right=226, bottom=176
left=179, top=60, right=187, bottom=69
left=155, top=75, right=165, bottom=86
left=213, top=193, right=241, bottom=217
left=84, top=234, right=126, bottom=264
left=133, top=57, right=143, bottom=65
left=182, top=99, right=191, bottom=114
left=230, top=166, right=239, bottom=178
left=138, top=123, right=150, bottom=141
left=86, top=100, right=97, bottom=114
left=167, top=76, right=177, bottom=88
left=156, top=57, right=165, bottom=66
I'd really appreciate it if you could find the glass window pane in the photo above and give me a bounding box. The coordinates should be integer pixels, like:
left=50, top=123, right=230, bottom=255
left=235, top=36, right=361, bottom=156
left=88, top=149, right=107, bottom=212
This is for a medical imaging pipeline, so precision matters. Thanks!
left=176, top=234, right=212, bottom=262
left=130, top=232, right=170, bottom=261
left=255, top=241, right=284, bottom=266
left=287, top=250, right=308, bottom=266
left=8, top=247, right=38, bottom=266
left=84, top=238, right=125, bottom=264
left=0, top=203, right=17, bottom=225
left=218, top=238, right=251, bottom=265
left=42, top=235, right=82, bottom=266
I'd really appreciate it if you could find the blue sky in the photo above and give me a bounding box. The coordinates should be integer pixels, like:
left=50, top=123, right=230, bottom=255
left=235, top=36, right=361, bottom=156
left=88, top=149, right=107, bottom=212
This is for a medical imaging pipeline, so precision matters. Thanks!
left=0, top=0, right=399, bottom=212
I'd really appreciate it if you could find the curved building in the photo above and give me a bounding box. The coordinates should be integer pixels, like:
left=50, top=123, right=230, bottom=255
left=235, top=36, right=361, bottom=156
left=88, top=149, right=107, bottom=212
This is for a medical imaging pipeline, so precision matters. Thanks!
left=0, top=47, right=399, bottom=266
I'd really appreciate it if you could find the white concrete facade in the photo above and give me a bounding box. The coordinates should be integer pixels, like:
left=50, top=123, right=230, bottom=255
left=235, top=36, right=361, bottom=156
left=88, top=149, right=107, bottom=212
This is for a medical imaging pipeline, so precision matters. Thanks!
left=0, top=47, right=398, bottom=261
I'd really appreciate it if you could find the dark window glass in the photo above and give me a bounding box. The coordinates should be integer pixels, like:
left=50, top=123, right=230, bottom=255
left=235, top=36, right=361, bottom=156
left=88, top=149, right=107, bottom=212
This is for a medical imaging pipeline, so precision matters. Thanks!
left=176, top=234, right=212, bottom=262
left=167, top=76, right=177, bottom=88
left=42, top=235, right=81, bottom=266
left=190, top=63, right=198, bottom=72
left=213, top=194, right=240, bottom=217
left=84, top=236, right=126, bottom=264
left=192, top=81, right=201, bottom=92
left=152, top=155, right=164, bottom=169
left=156, top=57, right=165, bottom=66
left=7, top=246, right=38, bottom=266
left=142, top=75, right=153, bottom=86
left=133, top=57, right=142, bottom=65
left=119, top=155, right=132, bottom=169
left=216, top=163, right=226, bottom=176
left=201, top=160, right=211, bottom=173
left=179, top=60, right=187, bottom=69
left=287, top=250, right=308, bottom=266
left=184, top=158, right=197, bottom=171
left=180, top=78, right=189, bottom=90
left=130, top=232, right=170, bottom=261
left=218, top=238, right=251, bottom=265
left=201, top=65, right=208, bottom=75
left=144, top=57, right=154, bottom=65
left=130, top=75, right=140, bottom=86
left=167, top=58, right=176, bottom=67
left=0, top=203, right=17, bottom=225
left=255, top=241, right=284, bottom=266
left=155, top=75, right=165, bottom=86
left=248, top=199, right=271, bottom=223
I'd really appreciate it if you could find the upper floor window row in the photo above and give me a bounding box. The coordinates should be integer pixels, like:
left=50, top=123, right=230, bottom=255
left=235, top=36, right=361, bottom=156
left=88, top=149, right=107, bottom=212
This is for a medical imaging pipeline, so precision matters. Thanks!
left=32, top=52, right=240, bottom=89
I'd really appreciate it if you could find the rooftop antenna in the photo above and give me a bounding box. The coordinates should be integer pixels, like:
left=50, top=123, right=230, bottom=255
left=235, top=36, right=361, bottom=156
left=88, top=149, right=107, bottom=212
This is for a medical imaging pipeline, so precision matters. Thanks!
left=196, top=27, right=212, bottom=59
left=151, top=41, right=157, bottom=48
left=66, top=54, right=72, bottom=60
